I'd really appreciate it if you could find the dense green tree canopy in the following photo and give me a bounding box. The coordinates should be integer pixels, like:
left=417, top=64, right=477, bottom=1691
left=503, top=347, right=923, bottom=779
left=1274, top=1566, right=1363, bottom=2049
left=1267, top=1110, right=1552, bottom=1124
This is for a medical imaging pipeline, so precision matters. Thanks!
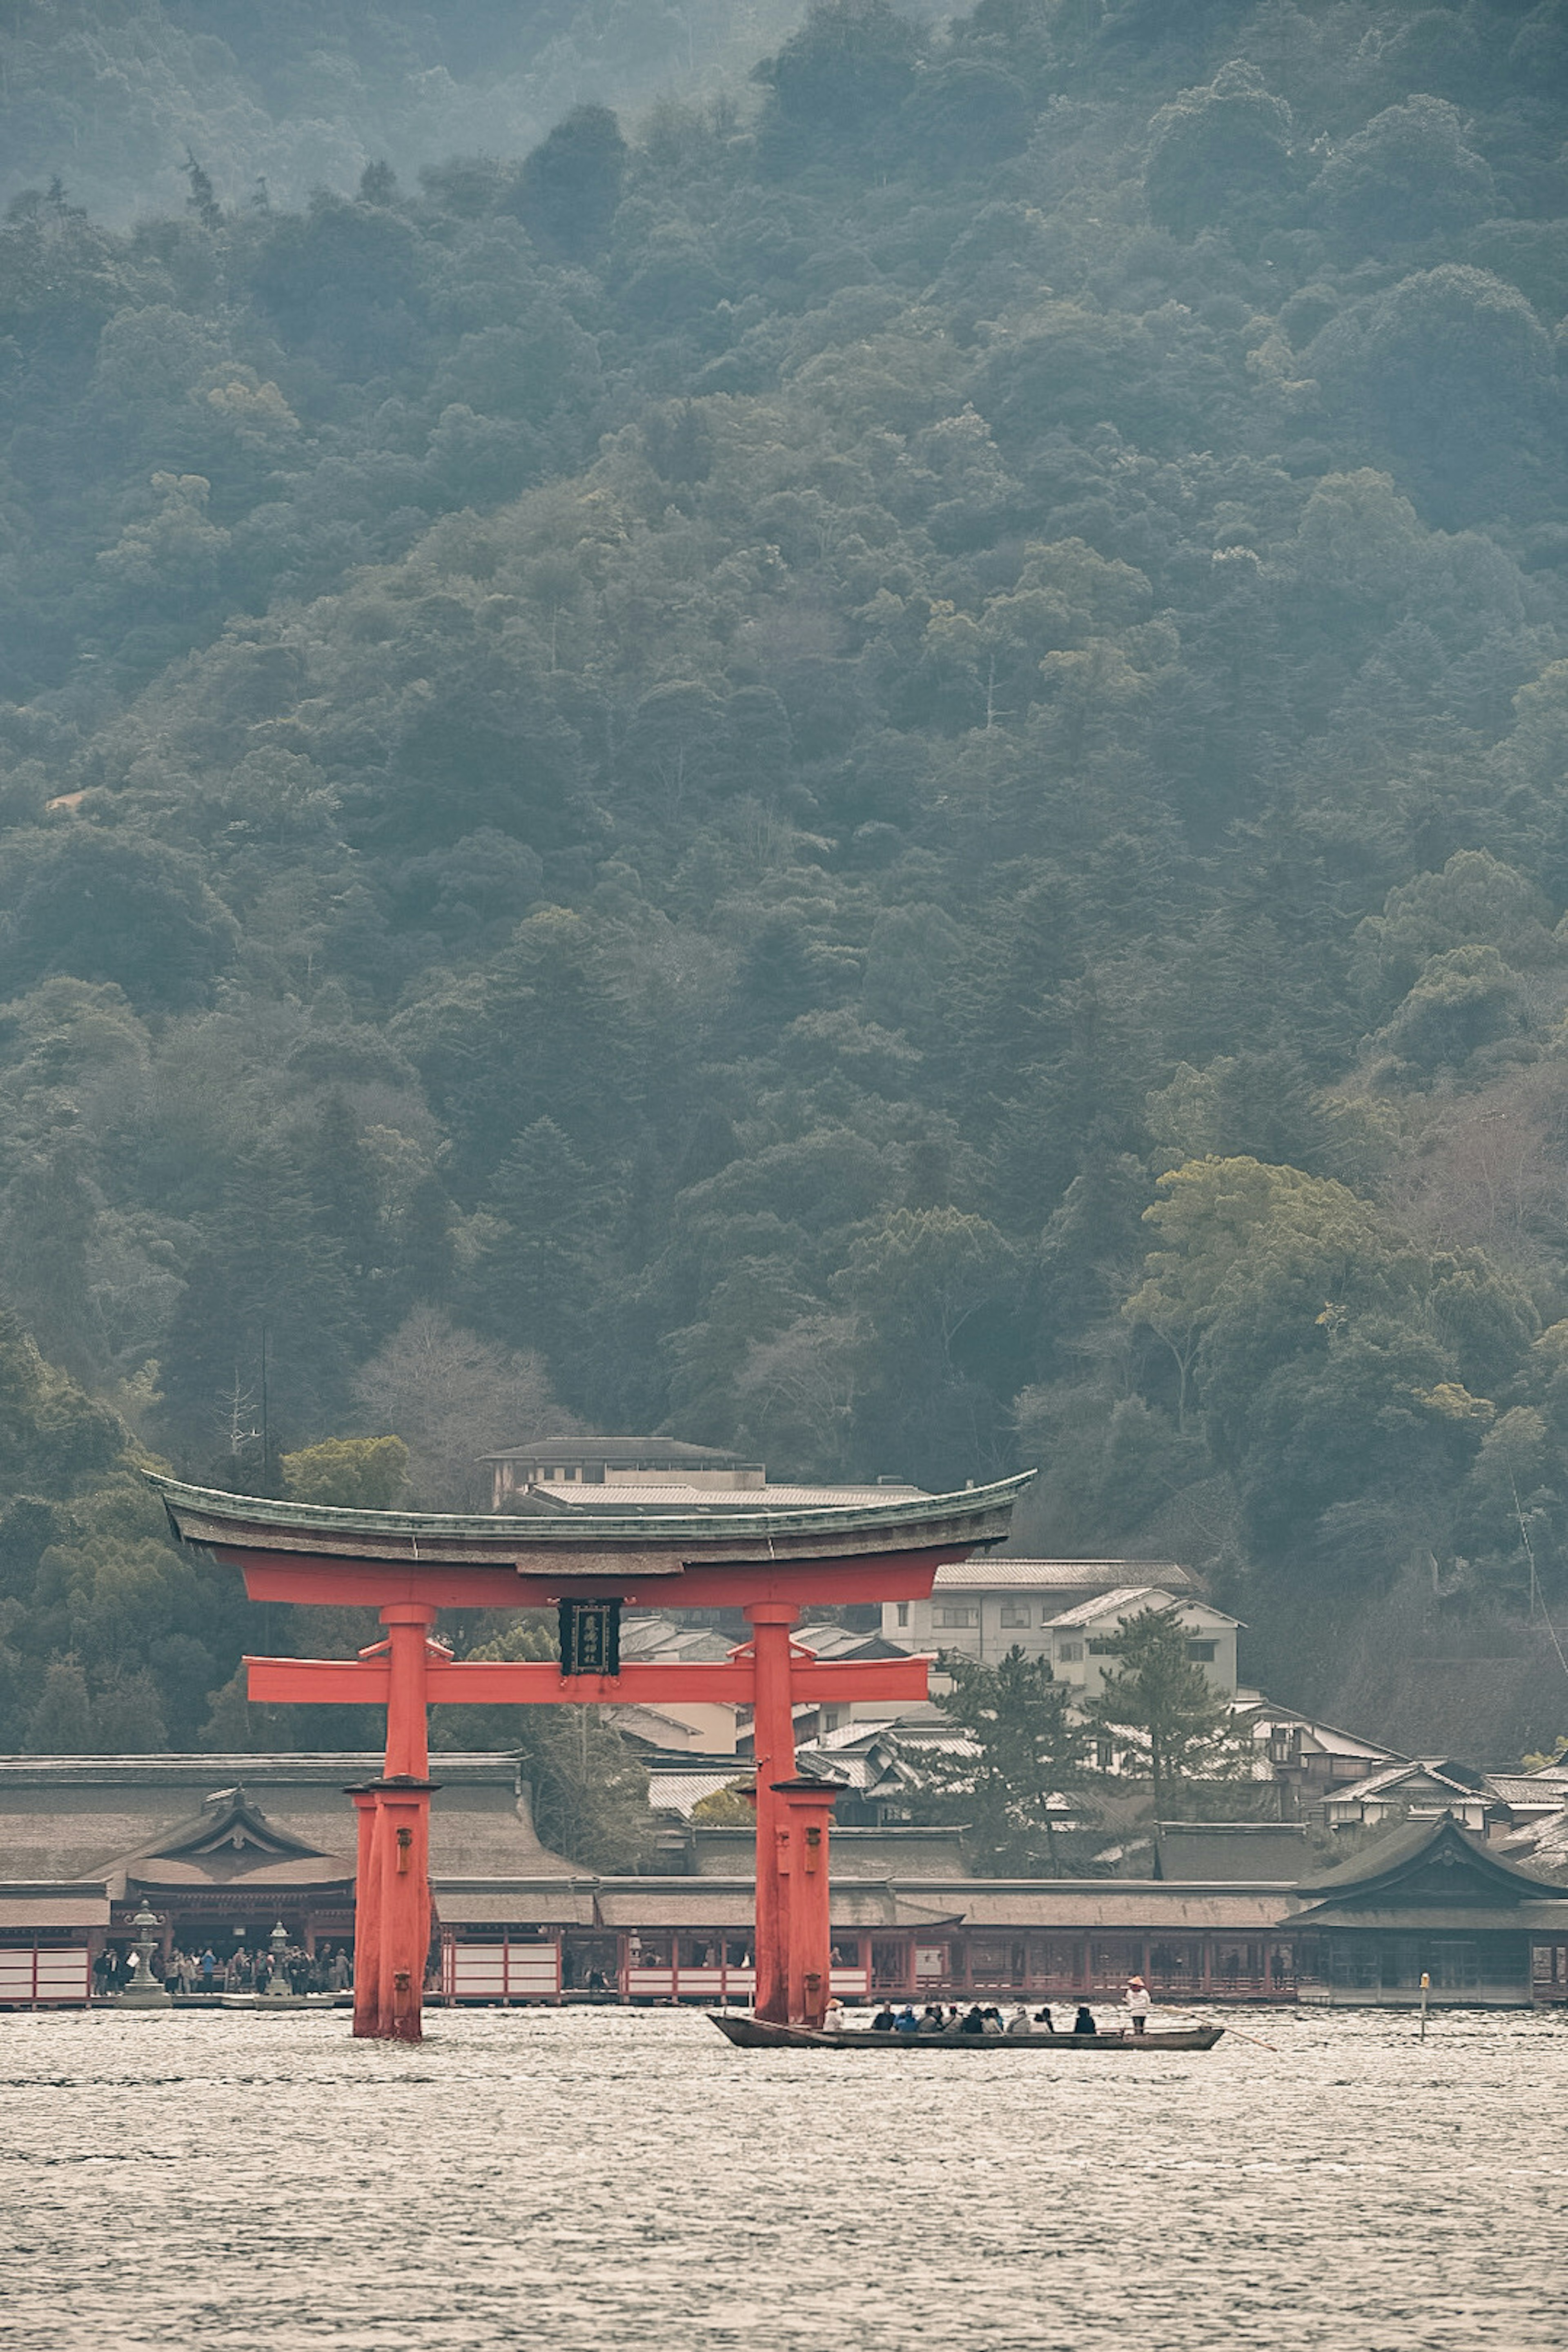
left=1, top=0, right=1568, bottom=1757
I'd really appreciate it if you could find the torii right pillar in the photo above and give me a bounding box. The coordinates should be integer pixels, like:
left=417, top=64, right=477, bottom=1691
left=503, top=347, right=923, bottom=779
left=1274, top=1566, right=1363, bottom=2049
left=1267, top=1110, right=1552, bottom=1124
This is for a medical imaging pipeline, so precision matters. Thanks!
left=773, top=1778, right=841, bottom=2030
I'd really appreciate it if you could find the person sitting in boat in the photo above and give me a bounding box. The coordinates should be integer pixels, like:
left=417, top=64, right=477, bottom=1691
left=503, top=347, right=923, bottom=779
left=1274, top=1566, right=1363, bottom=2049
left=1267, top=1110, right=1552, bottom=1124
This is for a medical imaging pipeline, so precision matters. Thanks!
left=871, top=2003, right=898, bottom=2032
left=981, top=2006, right=1006, bottom=2036
left=917, top=2004, right=945, bottom=2034
left=958, top=2004, right=987, bottom=2034
left=1073, top=2004, right=1098, bottom=2035
left=895, top=2004, right=920, bottom=2033
left=823, top=1996, right=846, bottom=2029
left=1033, top=2005, right=1055, bottom=2032
left=1006, top=2005, right=1032, bottom=2037
left=1125, top=1975, right=1152, bottom=2036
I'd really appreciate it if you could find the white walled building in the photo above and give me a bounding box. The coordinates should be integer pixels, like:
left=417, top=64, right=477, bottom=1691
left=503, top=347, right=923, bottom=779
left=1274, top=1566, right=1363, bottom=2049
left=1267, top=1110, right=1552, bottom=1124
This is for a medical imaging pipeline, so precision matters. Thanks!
left=1045, top=1587, right=1240, bottom=1700
left=881, top=1558, right=1194, bottom=1667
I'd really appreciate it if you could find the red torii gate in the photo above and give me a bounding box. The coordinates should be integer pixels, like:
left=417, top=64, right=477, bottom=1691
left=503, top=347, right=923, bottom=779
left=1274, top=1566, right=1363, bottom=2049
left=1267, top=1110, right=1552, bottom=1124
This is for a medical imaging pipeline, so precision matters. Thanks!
left=151, top=1473, right=1028, bottom=2040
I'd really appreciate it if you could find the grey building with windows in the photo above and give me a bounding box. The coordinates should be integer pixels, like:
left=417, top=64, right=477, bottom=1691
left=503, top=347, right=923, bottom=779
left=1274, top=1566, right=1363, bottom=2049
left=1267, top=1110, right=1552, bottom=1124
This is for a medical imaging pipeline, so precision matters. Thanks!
left=878, top=1560, right=1242, bottom=1695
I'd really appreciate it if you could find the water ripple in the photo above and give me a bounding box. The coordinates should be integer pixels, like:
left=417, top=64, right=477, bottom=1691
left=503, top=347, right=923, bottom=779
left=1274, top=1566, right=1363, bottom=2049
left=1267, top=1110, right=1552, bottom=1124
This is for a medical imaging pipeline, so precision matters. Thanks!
left=0, top=2006, right=1562, bottom=2349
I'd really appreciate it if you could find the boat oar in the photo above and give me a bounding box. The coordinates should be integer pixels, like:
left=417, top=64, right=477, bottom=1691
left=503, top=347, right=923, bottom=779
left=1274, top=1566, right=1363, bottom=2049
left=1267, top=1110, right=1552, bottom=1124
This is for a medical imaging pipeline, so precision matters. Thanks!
left=1169, top=2014, right=1278, bottom=2053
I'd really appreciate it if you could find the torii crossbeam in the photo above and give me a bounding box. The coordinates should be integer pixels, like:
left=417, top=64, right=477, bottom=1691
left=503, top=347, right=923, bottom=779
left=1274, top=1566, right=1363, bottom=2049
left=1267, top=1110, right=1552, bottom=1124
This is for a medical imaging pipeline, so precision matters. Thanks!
left=151, top=1472, right=1030, bottom=2039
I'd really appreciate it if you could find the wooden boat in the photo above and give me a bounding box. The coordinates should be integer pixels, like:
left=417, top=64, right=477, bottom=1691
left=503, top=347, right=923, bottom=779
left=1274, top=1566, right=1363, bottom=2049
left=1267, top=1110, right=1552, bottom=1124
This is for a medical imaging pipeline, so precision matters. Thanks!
left=710, top=2013, right=1223, bottom=2051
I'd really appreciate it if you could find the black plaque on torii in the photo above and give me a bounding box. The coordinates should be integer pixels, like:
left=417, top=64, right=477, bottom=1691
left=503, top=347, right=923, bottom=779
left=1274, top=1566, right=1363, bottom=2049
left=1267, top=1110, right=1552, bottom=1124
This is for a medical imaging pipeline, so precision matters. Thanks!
left=557, top=1597, right=621, bottom=1677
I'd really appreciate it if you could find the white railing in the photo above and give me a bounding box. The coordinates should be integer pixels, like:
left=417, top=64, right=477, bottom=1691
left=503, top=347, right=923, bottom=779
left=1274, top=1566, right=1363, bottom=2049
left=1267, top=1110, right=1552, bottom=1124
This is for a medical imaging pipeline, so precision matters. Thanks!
left=0, top=1946, right=91, bottom=2006
left=444, top=1940, right=560, bottom=2001
left=624, top=1963, right=870, bottom=2002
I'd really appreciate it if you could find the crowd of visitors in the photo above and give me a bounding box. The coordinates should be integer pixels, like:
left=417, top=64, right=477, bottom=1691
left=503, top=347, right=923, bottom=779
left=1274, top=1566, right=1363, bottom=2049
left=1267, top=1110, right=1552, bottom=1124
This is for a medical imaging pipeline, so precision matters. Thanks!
left=90, top=1941, right=354, bottom=1997
left=862, top=1980, right=1153, bottom=2038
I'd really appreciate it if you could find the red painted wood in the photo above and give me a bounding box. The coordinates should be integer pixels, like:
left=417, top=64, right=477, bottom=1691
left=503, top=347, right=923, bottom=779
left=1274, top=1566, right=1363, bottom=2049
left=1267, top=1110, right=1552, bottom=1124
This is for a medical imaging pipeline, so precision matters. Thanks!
left=372, top=1780, right=436, bottom=2045
left=244, top=1653, right=931, bottom=1708
left=218, top=1522, right=971, bottom=2038
left=774, top=1781, right=840, bottom=2029
left=220, top=1545, right=966, bottom=1610
left=746, top=1605, right=797, bottom=2026
left=348, top=1788, right=381, bottom=2038
left=383, top=1606, right=435, bottom=1776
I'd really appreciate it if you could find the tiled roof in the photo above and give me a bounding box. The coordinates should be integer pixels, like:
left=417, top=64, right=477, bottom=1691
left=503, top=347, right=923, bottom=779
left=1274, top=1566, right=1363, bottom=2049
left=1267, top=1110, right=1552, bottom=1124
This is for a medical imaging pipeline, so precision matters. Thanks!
left=1155, top=1824, right=1314, bottom=1883
left=929, top=1559, right=1191, bottom=1591
left=809, top=1722, right=896, bottom=1752
left=1046, top=1585, right=1183, bottom=1628
left=1294, top=1901, right=1568, bottom=1932
left=1502, top=1808, right=1568, bottom=1876
left=531, top=1482, right=923, bottom=1508
left=128, top=1855, right=352, bottom=1889
left=0, top=1888, right=108, bottom=1928
left=1483, top=1775, right=1566, bottom=1807
left=480, top=1437, right=751, bottom=1465
left=618, top=1616, right=734, bottom=1662
left=1293, top=1811, right=1555, bottom=1898
left=1235, top=1706, right=1401, bottom=1763
left=794, top=1623, right=909, bottom=1660
left=1327, top=1761, right=1479, bottom=1804
left=646, top=1771, right=748, bottom=1816
left=153, top=1470, right=1029, bottom=1560
left=0, top=1753, right=578, bottom=1884
left=430, top=1881, right=599, bottom=1926
left=937, top=1886, right=1293, bottom=1929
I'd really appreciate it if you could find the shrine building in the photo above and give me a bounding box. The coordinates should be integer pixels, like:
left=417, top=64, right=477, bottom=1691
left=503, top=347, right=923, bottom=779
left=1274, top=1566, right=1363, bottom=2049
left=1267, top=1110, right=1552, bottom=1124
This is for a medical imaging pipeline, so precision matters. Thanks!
left=4, top=1763, right=1568, bottom=2013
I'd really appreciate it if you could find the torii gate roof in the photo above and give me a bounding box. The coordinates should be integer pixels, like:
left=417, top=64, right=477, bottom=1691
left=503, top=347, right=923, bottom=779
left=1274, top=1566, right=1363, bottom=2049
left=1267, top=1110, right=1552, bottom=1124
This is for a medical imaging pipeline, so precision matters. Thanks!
left=148, top=1470, right=1033, bottom=1607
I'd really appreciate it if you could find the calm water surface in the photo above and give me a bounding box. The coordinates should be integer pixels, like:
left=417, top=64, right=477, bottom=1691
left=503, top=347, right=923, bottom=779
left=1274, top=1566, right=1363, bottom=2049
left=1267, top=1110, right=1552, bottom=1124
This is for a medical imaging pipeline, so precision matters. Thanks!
left=1, top=2004, right=1561, bottom=2349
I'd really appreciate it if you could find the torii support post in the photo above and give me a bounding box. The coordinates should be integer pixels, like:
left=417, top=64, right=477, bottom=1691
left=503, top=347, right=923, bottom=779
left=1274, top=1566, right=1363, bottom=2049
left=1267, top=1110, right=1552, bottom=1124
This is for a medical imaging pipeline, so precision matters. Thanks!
left=350, top=1601, right=438, bottom=2040
left=250, top=1635, right=930, bottom=2035
left=773, top=1778, right=840, bottom=2030
left=745, top=1602, right=798, bottom=2025
left=347, top=1786, right=381, bottom=2037
left=161, top=1468, right=1028, bottom=2037
left=375, top=1774, right=438, bottom=2041
left=249, top=1633, right=931, bottom=2036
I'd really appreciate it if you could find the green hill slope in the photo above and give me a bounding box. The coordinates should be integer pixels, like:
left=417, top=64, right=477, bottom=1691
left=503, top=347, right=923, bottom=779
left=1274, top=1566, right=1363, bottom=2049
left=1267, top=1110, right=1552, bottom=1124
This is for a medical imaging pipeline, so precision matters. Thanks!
left=2, top=0, right=1568, bottom=1752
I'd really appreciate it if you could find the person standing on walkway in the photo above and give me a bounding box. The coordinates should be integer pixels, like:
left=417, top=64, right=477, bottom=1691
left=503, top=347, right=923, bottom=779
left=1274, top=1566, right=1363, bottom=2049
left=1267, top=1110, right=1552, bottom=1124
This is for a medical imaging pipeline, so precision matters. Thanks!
left=1125, top=1975, right=1152, bottom=2035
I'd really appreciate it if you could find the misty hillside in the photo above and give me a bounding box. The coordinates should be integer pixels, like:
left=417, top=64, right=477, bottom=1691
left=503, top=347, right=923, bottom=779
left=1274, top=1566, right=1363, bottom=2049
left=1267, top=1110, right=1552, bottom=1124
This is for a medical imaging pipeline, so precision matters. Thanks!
left=0, top=0, right=815, bottom=221
left=4, top=0, right=1568, bottom=1759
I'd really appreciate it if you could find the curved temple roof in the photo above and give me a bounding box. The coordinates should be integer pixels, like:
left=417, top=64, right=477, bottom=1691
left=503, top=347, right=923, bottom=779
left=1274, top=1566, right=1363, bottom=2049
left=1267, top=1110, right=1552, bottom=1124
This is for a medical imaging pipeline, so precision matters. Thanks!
left=147, top=1469, right=1034, bottom=1572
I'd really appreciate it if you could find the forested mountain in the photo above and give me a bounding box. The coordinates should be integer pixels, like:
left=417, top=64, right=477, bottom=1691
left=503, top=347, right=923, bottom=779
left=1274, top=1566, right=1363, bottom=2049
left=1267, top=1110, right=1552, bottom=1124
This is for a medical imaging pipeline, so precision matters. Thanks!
left=4, top=0, right=1568, bottom=1759
left=0, top=0, right=812, bottom=223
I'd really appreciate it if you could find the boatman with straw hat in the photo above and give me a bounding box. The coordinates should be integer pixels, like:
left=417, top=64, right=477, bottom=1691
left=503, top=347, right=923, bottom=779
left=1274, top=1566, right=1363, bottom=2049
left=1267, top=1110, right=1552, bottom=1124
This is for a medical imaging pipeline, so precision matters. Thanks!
left=1125, top=1974, right=1152, bottom=2035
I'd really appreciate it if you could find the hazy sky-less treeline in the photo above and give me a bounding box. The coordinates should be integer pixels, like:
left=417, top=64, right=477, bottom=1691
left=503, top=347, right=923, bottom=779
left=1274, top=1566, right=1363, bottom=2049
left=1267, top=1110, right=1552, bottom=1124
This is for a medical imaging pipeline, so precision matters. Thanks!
left=2, top=0, right=1568, bottom=1768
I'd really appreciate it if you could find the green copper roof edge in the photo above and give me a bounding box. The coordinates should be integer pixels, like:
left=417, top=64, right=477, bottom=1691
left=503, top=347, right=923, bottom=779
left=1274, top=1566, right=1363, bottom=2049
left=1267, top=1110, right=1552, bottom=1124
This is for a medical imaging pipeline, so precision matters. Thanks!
left=145, top=1468, right=1035, bottom=1546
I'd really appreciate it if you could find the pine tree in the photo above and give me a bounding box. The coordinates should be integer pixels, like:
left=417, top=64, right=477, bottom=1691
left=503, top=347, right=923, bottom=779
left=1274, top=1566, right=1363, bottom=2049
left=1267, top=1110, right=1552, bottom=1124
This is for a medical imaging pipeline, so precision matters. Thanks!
left=1081, top=1608, right=1251, bottom=1821
left=183, top=152, right=222, bottom=232
left=25, top=1657, right=94, bottom=1751
left=919, top=1646, right=1095, bottom=1876
left=163, top=1143, right=356, bottom=1461
left=478, top=1119, right=602, bottom=1359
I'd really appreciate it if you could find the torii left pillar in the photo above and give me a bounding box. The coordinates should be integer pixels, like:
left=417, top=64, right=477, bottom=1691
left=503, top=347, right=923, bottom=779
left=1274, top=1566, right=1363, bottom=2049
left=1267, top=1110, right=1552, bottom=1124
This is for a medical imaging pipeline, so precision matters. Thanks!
left=746, top=1601, right=798, bottom=2025
left=350, top=1601, right=438, bottom=2041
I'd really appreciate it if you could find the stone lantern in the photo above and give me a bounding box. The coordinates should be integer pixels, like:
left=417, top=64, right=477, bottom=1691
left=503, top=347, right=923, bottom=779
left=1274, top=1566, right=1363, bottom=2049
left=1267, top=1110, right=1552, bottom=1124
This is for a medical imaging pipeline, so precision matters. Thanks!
left=119, top=1899, right=172, bottom=2009
left=265, top=1919, right=293, bottom=1998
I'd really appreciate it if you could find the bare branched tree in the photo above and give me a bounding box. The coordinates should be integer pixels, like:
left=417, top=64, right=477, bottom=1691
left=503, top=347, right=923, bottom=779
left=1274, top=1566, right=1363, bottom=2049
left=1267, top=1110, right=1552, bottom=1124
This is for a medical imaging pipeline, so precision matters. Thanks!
left=352, top=1307, right=579, bottom=1509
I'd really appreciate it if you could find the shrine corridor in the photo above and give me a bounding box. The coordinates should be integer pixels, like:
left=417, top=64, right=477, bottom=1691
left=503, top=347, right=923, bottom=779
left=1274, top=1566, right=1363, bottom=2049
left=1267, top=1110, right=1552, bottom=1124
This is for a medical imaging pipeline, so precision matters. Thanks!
left=0, top=2007, right=1561, bottom=2349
